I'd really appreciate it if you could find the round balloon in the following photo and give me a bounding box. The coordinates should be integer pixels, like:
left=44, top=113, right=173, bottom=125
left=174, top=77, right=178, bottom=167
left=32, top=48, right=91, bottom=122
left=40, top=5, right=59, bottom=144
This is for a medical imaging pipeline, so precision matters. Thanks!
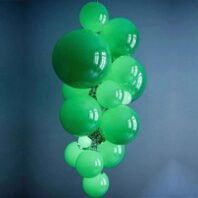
left=64, top=142, right=83, bottom=168
left=101, top=18, right=139, bottom=59
left=98, top=141, right=125, bottom=168
left=78, top=136, right=92, bottom=149
left=60, top=96, right=102, bottom=136
left=62, top=83, right=89, bottom=100
left=82, top=173, right=109, bottom=198
left=80, top=2, right=109, bottom=32
left=100, top=105, right=140, bottom=144
left=53, top=29, right=111, bottom=88
left=76, top=150, right=103, bottom=178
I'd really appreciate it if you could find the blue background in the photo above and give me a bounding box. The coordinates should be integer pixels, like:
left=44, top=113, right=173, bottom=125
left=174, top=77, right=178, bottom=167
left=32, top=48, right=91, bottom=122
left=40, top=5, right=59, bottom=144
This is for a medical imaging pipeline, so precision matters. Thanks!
left=1, top=0, right=198, bottom=197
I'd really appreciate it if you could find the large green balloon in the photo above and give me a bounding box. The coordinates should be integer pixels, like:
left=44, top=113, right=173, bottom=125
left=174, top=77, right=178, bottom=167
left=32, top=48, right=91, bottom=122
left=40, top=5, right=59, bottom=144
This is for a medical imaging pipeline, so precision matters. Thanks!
left=76, top=150, right=103, bottom=178
left=98, top=141, right=125, bottom=168
left=64, top=142, right=83, bottom=168
left=101, top=18, right=139, bottom=59
left=62, top=83, right=89, bottom=100
left=53, top=29, right=111, bottom=88
left=80, top=2, right=109, bottom=32
left=100, top=105, right=140, bottom=144
left=82, top=173, right=109, bottom=198
left=60, top=96, right=102, bottom=136
left=96, top=80, right=132, bottom=108
left=108, top=56, right=147, bottom=101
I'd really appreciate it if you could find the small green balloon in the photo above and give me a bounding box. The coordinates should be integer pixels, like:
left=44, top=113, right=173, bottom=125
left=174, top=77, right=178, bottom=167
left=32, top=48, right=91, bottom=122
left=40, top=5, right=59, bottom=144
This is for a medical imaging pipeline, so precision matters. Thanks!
left=98, top=141, right=125, bottom=168
left=78, top=136, right=92, bottom=149
left=83, top=173, right=109, bottom=198
left=60, top=96, right=102, bottom=136
left=101, top=18, right=139, bottom=59
left=64, top=142, right=83, bottom=168
left=62, top=84, right=90, bottom=100
left=53, top=29, right=111, bottom=88
left=100, top=105, right=140, bottom=144
left=76, top=150, right=103, bottom=178
left=96, top=80, right=132, bottom=108
left=80, top=2, right=109, bottom=32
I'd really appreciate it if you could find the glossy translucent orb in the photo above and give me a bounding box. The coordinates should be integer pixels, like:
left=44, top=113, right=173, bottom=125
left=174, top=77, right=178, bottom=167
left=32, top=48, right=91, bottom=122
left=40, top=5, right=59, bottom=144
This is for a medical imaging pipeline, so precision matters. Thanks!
left=64, top=142, right=83, bottom=168
left=80, top=2, right=109, bottom=32
left=83, top=173, right=109, bottom=198
left=53, top=29, right=111, bottom=88
left=96, top=80, right=131, bottom=108
left=60, top=96, right=102, bottom=136
left=76, top=150, right=103, bottom=178
left=101, top=18, right=139, bottom=59
left=62, top=83, right=89, bottom=100
left=100, top=105, right=140, bottom=144
left=98, top=141, right=125, bottom=168
left=78, top=136, right=92, bottom=149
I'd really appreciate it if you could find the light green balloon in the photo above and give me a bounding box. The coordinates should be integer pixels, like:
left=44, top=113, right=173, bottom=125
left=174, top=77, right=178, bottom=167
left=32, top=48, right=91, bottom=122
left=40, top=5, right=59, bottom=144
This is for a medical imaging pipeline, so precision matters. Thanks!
left=83, top=173, right=109, bottom=198
left=64, top=142, right=83, bottom=168
left=76, top=150, right=103, bottom=178
left=80, top=2, right=109, bottom=32
left=101, top=18, right=139, bottom=59
left=78, top=136, right=92, bottom=149
left=62, top=84, right=89, bottom=100
left=60, top=96, right=102, bottom=136
left=98, top=141, right=125, bottom=168
left=100, top=105, right=140, bottom=144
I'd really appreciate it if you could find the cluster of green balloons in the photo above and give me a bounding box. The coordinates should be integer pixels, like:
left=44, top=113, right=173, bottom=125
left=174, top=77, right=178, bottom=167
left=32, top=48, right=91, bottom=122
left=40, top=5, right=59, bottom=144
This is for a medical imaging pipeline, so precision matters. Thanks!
left=53, top=1, right=147, bottom=197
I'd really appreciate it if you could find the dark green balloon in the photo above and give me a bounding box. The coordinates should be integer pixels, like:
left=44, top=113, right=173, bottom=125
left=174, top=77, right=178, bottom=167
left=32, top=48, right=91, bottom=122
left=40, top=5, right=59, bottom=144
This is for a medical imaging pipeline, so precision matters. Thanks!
left=100, top=105, right=140, bottom=144
left=60, top=96, right=102, bottom=136
left=76, top=150, right=103, bottom=178
left=83, top=173, right=109, bottom=198
left=53, top=29, right=111, bottom=88
left=101, top=18, right=139, bottom=59
left=62, top=83, right=89, bottom=100
left=80, top=2, right=109, bottom=32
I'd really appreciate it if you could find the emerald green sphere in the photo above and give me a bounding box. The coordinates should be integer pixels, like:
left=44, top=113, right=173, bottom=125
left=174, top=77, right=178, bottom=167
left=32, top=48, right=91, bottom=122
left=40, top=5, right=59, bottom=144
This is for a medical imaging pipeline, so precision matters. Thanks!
left=64, top=142, right=83, bottom=168
left=60, top=96, right=102, bottom=136
left=53, top=29, right=111, bottom=88
left=98, top=141, right=125, bottom=168
left=83, top=173, right=109, bottom=198
left=96, top=80, right=132, bottom=108
left=100, top=105, right=140, bottom=144
left=80, top=2, right=109, bottom=32
left=101, top=18, right=139, bottom=59
left=62, top=83, right=89, bottom=100
left=76, top=150, right=103, bottom=178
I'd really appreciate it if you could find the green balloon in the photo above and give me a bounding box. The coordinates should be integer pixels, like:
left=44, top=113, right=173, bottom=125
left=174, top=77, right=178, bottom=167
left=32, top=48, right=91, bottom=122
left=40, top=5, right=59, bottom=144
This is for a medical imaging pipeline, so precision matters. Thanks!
left=96, top=80, right=132, bottom=108
left=108, top=56, right=147, bottom=101
left=80, top=2, right=109, bottom=32
left=53, top=29, right=111, bottom=88
left=78, top=136, right=92, bottom=149
left=64, top=142, right=83, bottom=168
left=100, top=105, right=140, bottom=144
left=101, top=18, right=139, bottom=59
left=98, top=141, right=125, bottom=168
left=76, top=150, right=103, bottom=178
left=83, top=173, right=109, bottom=198
left=62, top=83, right=89, bottom=100
left=60, top=96, right=102, bottom=136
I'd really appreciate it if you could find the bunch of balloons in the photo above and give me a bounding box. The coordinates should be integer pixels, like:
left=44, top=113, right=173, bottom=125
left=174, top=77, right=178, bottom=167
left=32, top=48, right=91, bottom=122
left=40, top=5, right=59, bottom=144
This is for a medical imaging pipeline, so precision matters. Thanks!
left=52, top=1, right=147, bottom=197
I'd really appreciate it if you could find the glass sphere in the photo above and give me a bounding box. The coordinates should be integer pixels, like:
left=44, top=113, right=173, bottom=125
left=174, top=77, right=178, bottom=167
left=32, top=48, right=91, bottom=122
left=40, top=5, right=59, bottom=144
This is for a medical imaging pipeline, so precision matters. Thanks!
left=82, top=173, right=109, bottom=197
left=62, top=83, right=89, bottom=100
left=98, top=141, right=125, bottom=168
left=78, top=136, right=92, bottom=149
left=53, top=29, right=111, bottom=88
left=100, top=105, right=140, bottom=144
left=80, top=2, right=109, bottom=32
left=76, top=150, right=103, bottom=178
left=96, top=80, right=132, bottom=108
left=101, top=18, right=139, bottom=59
left=60, top=96, right=102, bottom=136
left=64, top=142, right=83, bottom=168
